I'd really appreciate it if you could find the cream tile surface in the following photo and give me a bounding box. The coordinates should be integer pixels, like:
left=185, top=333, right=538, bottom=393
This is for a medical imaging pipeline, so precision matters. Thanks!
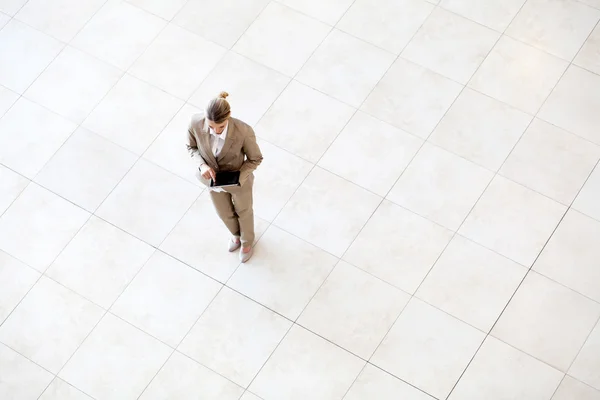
left=0, top=164, right=28, bottom=215
left=0, top=83, right=19, bottom=117
left=127, top=0, right=188, bottom=20
left=0, top=250, right=39, bottom=324
left=0, top=343, right=54, bottom=400
left=439, top=0, right=526, bottom=31
left=240, top=392, right=262, bottom=400
left=0, top=184, right=89, bottom=271
left=553, top=376, right=600, bottom=400
left=0, top=0, right=27, bottom=16
left=274, top=167, right=381, bottom=257
left=459, top=176, right=566, bottom=266
left=250, top=325, right=364, bottom=400
left=39, top=378, right=93, bottom=400
left=574, top=165, right=600, bottom=221
left=0, top=11, right=9, bottom=28
left=179, top=287, right=291, bottom=387
left=570, top=321, right=600, bottom=391
left=345, top=364, right=435, bottom=400
left=469, top=36, right=568, bottom=114
left=575, top=24, right=600, bottom=75
left=279, top=0, right=353, bottom=25
left=344, top=200, right=453, bottom=293
left=362, top=58, right=462, bottom=138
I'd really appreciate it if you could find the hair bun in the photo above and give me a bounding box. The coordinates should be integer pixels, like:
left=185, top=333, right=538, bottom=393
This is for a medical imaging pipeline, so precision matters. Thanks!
left=218, top=91, right=229, bottom=99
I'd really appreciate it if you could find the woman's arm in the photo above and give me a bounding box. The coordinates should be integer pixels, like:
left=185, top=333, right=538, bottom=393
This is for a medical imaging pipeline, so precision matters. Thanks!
left=239, top=127, right=263, bottom=184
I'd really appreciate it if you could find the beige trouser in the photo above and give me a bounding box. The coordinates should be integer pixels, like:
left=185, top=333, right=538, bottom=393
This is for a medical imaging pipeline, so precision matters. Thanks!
left=209, top=176, right=255, bottom=247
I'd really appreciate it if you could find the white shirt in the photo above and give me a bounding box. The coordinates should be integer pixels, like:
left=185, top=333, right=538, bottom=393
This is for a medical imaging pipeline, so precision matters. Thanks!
left=209, top=122, right=229, bottom=157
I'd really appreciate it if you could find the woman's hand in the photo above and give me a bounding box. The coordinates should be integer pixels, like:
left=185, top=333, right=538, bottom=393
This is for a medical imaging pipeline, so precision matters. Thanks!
left=200, top=164, right=216, bottom=181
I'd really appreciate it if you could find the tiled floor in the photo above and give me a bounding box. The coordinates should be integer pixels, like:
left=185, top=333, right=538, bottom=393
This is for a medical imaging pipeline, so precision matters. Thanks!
left=1, top=0, right=600, bottom=399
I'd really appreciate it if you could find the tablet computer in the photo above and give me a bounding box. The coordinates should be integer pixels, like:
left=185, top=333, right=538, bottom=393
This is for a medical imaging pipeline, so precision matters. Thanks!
left=210, top=171, right=240, bottom=188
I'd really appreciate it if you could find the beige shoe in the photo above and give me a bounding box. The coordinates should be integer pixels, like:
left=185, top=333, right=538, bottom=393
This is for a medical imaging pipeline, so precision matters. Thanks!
left=228, top=237, right=241, bottom=252
left=239, top=246, right=253, bottom=263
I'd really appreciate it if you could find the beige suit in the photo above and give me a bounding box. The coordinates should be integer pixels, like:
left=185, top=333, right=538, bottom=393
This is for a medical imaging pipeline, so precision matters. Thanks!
left=187, top=114, right=263, bottom=246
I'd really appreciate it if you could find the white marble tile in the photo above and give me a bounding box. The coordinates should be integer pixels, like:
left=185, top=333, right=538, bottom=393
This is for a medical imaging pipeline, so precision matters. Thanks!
left=140, top=352, right=244, bottom=400
left=24, top=46, right=122, bottom=124
left=506, top=0, right=600, bottom=60
left=337, top=0, right=434, bottom=54
left=39, top=378, right=93, bottom=400
left=0, top=164, right=28, bottom=215
left=449, top=336, right=563, bottom=400
left=0, top=277, right=103, bottom=373
left=83, top=74, right=183, bottom=155
left=574, top=164, right=600, bottom=221
left=362, top=58, right=462, bottom=138
left=35, top=128, right=137, bottom=212
left=15, top=0, right=105, bottom=42
left=174, top=0, right=270, bottom=48
left=0, top=84, right=19, bottom=117
left=228, top=225, right=338, bottom=320
left=429, top=88, right=532, bottom=171
left=0, top=11, right=8, bottom=28
left=127, top=0, right=188, bottom=20
left=0, top=0, right=27, bottom=16
left=388, top=143, right=493, bottom=230
left=59, top=313, right=172, bottom=400
left=439, top=0, right=526, bottom=31
left=274, top=167, right=381, bottom=257
left=240, top=392, right=262, bottom=400
left=469, top=36, right=568, bottom=114
left=233, top=2, right=330, bottom=76
left=297, top=29, right=395, bottom=107
left=402, top=8, right=499, bottom=84
left=71, top=0, right=165, bottom=70
left=417, top=235, right=526, bottom=332
left=553, top=376, right=600, bottom=400
left=459, top=176, right=566, bottom=266
left=539, top=65, right=600, bottom=146
left=570, top=321, right=600, bottom=391
left=255, top=80, right=354, bottom=163
left=0, top=250, right=39, bottom=324
left=130, top=24, right=226, bottom=99
left=344, top=200, right=453, bottom=293
left=0, top=19, right=63, bottom=93
left=0, top=343, right=54, bottom=400
left=279, top=0, right=353, bottom=25
left=46, top=216, right=155, bottom=308
left=575, top=24, right=600, bottom=75
left=0, top=184, right=89, bottom=271
left=250, top=325, right=364, bottom=400
left=493, top=272, right=600, bottom=371
left=298, top=261, right=409, bottom=358
left=372, top=298, right=485, bottom=399
left=345, top=364, right=435, bottom=400
left=111, top=251, right=221, bottom=347
left=179, top=287, right=291, bottom=387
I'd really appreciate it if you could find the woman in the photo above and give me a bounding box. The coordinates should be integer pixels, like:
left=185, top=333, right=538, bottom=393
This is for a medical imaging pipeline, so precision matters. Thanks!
left=186, top=92, right=263, bottom=262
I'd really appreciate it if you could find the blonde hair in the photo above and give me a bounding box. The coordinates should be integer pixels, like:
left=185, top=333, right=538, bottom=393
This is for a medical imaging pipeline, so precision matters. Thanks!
left=206, top=91, right=231, bottom=123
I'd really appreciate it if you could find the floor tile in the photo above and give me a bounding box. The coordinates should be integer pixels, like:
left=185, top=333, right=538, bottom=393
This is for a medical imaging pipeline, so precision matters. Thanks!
left=0, top=84, right=19, bottom=117
left=240, top=392, right=262, bottom=400
left=173, top=0, right=270, bottom=48
left=139, top=352, right=244, bottom=400
left=0, top=11, right=8, bottom=28
left=24, top=46, right=122, bottom=124
left=46, top=216, right=155, bottom=308
left=250, top=325, right=364, bottom=400
left=233, top=2, right=330, bottom=76
left=0, top=184, right=89, bottom=271
left=228, top=225, right=338, bottom=319
left=539, top=65, right=600, bottom=146
left=0, top=343, right=54, bottom=400
left=439, top=0, right=526, bottom=31
left=361, top=58, right=462, bottom=138
left=573, top=164, right=600, bottom=221
left=96, top=159, right=200, bottom=246
left=448, top=336, right=563, bottom=400
left=14, top=0, right=105, bottom=42
left=500, top=118, right=600, bottom=205
left=59, top=313, right=172, bottom=400
left=337, top=0, right=434, bottom=54
left=0, top=164, right=28, bottom=215
left=0, top=276, right=103, bottom=373
left=111, top=251, right=221, bottom=347
left=39, top=378, right=93, bottom=400
left=344, top=200, right=453, bottom=293
left=0, top=0, right=27, bottom=16
left=298, top=261, right=409, bottom=359
left=35, top=128, right=137, bottom=212
left=575, top=24, right=600, bottom=75
left=506, top=0, right=600, bottom=60
left=71, top=0, right=165, bottom=70
left=388, top=143, right=493, bottom=230
left=345, top=364, right=435, bottom=400
left=127, top=0, right=188, bottom=20
left=83, top=74, right=183, bottom=155
left=459, top=176, right=566, bottom=266
left=430, top=88, right=532, bottom=171
left=255, top=80, right=354, bottom=163
left=0, top=97, right=77, bottom=178
left=297, top=29, right=395, bottom=107
left=0, top=250, right=39, bottom=324
left=129, top=24, right=226, bottom=99
left=253, top=139, right=313, bottom=222
left=492, top=272, right=600, bottom=371
left=318, top=111, right=422, bottom=197
left=279, top=0, right=353, bottom=25
left=179, top=287, right=291, bottom=387
left=0, top=19, right=63, bottom=93
left=417, top=235, right=526, bottom=332
left=553, top=376, right=600, bottom=400
left=274, top=167, right=381, bottom=257
left=372, top=298, right=485, bottom=399
left=402, top=8, right=499, bottom=84
left=190, top=52, right=289, bottom=126
left=570, top=321, right=600, bottom=391
left=160, top=192, right=269, bottom=283
left=469, top=36, right=568, bottom=114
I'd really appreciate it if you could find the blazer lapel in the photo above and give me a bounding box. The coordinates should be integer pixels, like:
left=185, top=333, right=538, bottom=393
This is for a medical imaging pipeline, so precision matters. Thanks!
left=217, top=120, right=236, bottom=163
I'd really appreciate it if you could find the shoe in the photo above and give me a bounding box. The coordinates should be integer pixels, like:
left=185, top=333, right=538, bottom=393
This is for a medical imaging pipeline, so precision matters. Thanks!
left=239, top=246, right=253, bottom=263
left=228, top=237, right=241, bottom=252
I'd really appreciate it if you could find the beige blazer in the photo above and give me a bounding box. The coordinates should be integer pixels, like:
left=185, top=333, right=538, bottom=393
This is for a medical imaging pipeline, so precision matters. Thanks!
left=186, top=113, right=263, bottom=189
